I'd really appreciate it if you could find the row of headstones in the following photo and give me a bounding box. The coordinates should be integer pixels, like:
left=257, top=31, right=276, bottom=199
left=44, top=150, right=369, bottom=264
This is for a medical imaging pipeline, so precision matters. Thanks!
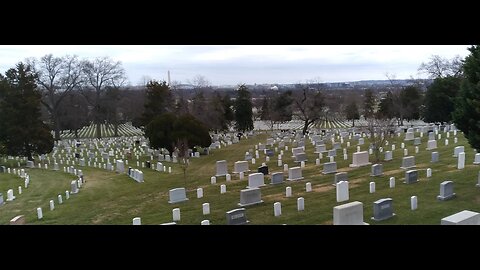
left=252, top=137, right=463, bottom=175
left=0, top=169, right=30, bottom=206
left=132, top=207, right=250, bottom=225
left=168, top=177, right=313, bottom=211
left=334, top=183, right=459, bottom=225
left=37, top=177, right=84, bottom=220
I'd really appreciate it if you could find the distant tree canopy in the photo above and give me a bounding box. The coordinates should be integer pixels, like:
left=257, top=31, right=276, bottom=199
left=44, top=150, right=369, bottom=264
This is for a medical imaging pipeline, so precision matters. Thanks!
left=400, top=85, right=423, bottom=121
left=423, top=76, right=461, bottom=123
left=0, top=62, right=53, bottom=160
left=377, top=91, right=395, bottom=119
left=140, top=80, right=172, bottom=127
left=272, top=90, right=293, bottom=122
left=57, top=92, right=89, bottom=138
left=345, top=101, right=359, bottom=126
left=234, top=84, right=254, bottom=132
left=453, top=45, right=480, bottom=151
left=145, top=113, right=211, bottom=154
left=363, top=89, right=376, bottom=119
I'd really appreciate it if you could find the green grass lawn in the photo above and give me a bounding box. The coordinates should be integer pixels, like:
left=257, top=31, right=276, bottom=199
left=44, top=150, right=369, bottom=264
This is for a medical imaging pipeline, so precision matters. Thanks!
left=1, top=131, right=479, bottom=225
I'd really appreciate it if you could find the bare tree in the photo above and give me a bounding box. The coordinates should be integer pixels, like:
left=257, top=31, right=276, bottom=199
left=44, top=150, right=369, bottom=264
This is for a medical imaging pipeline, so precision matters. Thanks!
left=418, top=55, right=463, bottom=79
left=190, top=74, right=211, bottom=91
left=81, top=57, right=126, bottom=138
left=293, top=85, right=324, bottom=135
left=366, top=117, right=396, bottom=162
left=174, top=138, right=190, bottom=187
left=385, top=72, right=405, bottom=126
left=28, top=54, right=83, bottom=140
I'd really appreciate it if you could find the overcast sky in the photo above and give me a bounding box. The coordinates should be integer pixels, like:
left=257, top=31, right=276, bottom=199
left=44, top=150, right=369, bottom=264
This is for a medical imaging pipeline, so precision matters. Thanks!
left=0, top=45, right=471, bottom=85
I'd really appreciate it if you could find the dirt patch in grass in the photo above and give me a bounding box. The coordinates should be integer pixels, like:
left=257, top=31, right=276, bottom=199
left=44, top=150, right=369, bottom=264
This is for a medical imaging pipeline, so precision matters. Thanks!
left=263, top=193, right=289, bottom=201
left=383, top=169, right=406, bottom=176
left=312, top=184, right=335, bottom=193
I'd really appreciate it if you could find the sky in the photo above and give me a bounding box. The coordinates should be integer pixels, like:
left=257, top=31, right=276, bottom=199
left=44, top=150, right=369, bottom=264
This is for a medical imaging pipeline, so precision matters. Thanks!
left=0, top=45, right=471, bottom=86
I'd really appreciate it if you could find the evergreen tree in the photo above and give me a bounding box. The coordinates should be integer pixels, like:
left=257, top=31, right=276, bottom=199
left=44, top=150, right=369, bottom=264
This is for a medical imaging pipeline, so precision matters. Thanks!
left=145, top=113, right=211, bottom=154
left=234, top=84, right=253, bottom=132
left=423, top=76, right=461, bottom=123
left=363, top=89, right=376, bottom=119
left=140, top=80, right=172, bottom=127
left=260, top=96, right=270, bottom=120
left=377, top=91, right=395, bottom=119
left=453, top=45, right=480, bottom=151
left=400, top=85, right=423, bottom=121
left=0, top=63, right=53, bottom=160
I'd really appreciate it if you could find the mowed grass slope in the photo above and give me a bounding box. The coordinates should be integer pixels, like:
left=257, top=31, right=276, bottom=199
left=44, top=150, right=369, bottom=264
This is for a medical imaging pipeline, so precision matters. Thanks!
left=1, top=131, right=480, bottom=225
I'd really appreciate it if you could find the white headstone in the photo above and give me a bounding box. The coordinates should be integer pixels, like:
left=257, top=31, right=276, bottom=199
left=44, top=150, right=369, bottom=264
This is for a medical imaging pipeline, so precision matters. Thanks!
left=239, top=171, right=244, bottom=180
left=441, top=210, right=480, bottom=225
left=211, top=176, right=217, bottom=184
left=274, top=202, right=282, bottom=217
left=458, top=152, right=465, bottom=169
left=427, top=168, right=432, bottom=178
left=247, top=172, right=265, bottom=188
left=404, top=148, right=408, bottom=156
left=278, top=159, right=282, bottom=167
left=286, top=186, right=292, bottom=197
left=336, top=181, right=349, bottom=202
left=6, top=189, right=15, bottom=201
left=202, top=203, right=210, bottom=215
left=220, top=184, right=226, bottom=194
left=65, top=190, right=69, bottom=200
left=172, top=208, right=181, bottom=221
left=49, top=200, right=55, bottom=211
left=283, top=164, right=288, bottom=172
left=18, top=186, right=22, bottom=195
left=287, top=166, right=303, bottom=181
left=306, top=182, right=312, bottom=192
left=58, top=194, right=63, bottom=204
left=349, top=151, right=370, bottom=167
left=369, top=182, right=375, bottom=193
left=297, top=197, right=305, bottom=211
left=197, top=188, right=203, bottom=198
left=37, top=207, right=43, bottom=219
left=300, top=161, right=305, bottom=168
left=226, top=174, right=231, bottom=181
left=133, top=217, right=141, bottom=225
left=389, top=177, right=395, bottom=188
left=333, top=201, right=367, bottom=225
left=215, top=160, right=228, bottom=177
left=201, top=220, right=210, bottom=225
left=411, top=196, right=417, bottom=210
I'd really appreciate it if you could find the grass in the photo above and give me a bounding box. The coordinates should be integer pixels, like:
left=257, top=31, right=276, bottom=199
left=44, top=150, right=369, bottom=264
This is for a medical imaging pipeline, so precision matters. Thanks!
left=1, top=130, right=479, bottom=225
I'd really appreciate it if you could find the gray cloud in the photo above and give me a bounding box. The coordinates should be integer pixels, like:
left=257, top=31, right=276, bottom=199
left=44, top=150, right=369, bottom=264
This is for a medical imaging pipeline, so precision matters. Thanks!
left=0, top=45, right=471, bottom=85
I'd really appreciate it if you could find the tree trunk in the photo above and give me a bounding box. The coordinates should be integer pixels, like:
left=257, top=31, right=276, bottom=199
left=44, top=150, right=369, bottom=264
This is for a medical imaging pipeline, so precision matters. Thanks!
left=352, top=119, right=355, bottom=127
left=114, top=121, right=119, bottom=137
left=302, top=119, right=309, bottom=135
left=96, top=122, right=101, bottom=139
left=53, top=113, right=60, bottom=141
left=25, top=143, right=33, bottom=161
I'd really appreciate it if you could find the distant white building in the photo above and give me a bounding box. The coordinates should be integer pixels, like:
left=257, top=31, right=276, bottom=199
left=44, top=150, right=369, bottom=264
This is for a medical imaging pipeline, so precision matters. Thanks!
left=270, top=85, right=279, bottom=91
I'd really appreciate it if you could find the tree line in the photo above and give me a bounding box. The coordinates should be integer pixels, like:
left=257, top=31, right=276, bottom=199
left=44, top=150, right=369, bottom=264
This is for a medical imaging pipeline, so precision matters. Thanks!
left=1, top=46, right=480, bottom=160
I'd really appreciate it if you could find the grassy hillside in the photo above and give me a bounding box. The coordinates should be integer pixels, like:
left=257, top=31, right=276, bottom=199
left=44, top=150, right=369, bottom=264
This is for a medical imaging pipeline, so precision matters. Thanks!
left=1, top=130, right=479, bottom=225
